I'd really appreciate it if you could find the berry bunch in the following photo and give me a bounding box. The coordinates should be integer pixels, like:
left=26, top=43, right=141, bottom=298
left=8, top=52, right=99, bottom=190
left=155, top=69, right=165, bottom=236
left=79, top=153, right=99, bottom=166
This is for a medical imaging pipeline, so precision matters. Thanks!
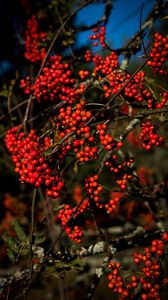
left=89, top=26, right=106, bottom=48
left=103, top=70, right=156, bottom=108
left=105, top=156, right=134, bottom=189
left=133, top=236, right=168, bottom=299
left=20, top=55, right=84, bottom=104
left=92, top=51, right=118, bottom=77
left=97, top=123, right=115, bottom=151
left=97, top=123, right=123, bottom=151
left=57, top=204, right=83, bottom=243
left=103, top=67, right=168, bottom=109
left=108, top=235, right=168, bottom=300
left=85, top=175, right=103, bottom=208
left=108, top=261, right=136, bottom=299
left=56, top=101, right=98, bottom=162
left=124, top=71, right=150, bottom=103
left=147, top=33, right=168, bottom=75
left=4, top=126, right=64, bottom=198
left=84, top=50, right=92, bottom=62
left=58, top=101, right=92, bottom=136
left=75, top=145, right=98, bottom=162
left=155, top=92, right=168, bottom=109
left=138, top=121, right=164, bottom=150
left=103, top=69, right=130, bottom=97
left=78, top=70, right=89, bottom=80
left=24, top=15, right=47, bottom=63
left=57, top=199, right=89, bottom=243
left=105, top=191, right=124, bottom=214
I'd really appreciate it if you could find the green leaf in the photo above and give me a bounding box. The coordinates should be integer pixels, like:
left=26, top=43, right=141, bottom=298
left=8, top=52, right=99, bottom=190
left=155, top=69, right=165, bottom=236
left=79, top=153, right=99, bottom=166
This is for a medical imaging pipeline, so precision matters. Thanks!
left=7, top=249, right=16, bottom=263
left=45, top=266, right=60, bottom=278
left=35, top=233, right=46, bottom=245
left=162, top=16, right=168, bottom=20
left=62, top=40, right=68, bottom=46
left=2, top=234, right=19, bottom=254
left=20, top=248, right=29, bottom=256
left=53, top=204, right=65, bottom=212
left=68, top=258, right=83, bottom=271
left=12, top=220, right=28, bottom=243
left=55, top=259, right=83, bottom=272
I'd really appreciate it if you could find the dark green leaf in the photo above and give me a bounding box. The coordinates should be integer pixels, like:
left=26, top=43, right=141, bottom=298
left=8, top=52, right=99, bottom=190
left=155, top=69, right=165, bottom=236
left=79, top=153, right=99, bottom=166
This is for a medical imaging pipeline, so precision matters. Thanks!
left=12, top=220, right=28, bottom=243
left=2, top=234, right=19, bottom=254
left=7, top=249, right=16, bottom=263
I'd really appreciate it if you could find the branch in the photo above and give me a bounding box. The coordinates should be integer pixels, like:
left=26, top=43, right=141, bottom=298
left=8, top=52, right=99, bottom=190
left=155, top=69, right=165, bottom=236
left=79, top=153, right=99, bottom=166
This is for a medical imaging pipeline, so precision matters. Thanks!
left=23, top=0, right=95, bottom=131
left=116, top=0, right=168, bottom=57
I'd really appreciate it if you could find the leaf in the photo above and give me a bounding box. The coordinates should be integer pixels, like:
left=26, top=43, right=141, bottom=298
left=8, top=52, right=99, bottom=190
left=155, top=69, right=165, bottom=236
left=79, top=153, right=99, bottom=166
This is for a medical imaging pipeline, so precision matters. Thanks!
left=53, top=204, right=65, bottom=212
left=62, top=40, right=68, bottom=46
left=73, top=161, right=79, bottom=174
left=62, top=38, right=74, bottom=46
left=7, top=249, right=16, bottom=263
left=162, top=16, right=168, bottom=20
left=68, top=258, right=83, bottom=271
left=2, top=234, right=19, bottom=254
left=159, top=113, right=166, bottom=122
left=20, top=248, right=29, bottom=256
left=45, top=266, right=60, bottom=278
left=55, top=259, right=83, bottom=272
left=34, top=233, right=46, bottom=245
left=12, top=220, right=28, bottom=243
left=0, top=84, right=8, bottom=97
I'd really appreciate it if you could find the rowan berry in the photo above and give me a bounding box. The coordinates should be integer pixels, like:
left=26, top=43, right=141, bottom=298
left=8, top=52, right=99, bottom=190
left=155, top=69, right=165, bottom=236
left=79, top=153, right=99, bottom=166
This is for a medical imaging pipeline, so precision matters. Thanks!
left=147, top=33, right=168, bottom=75
left=24, top=15, right=47, bottom=63
left=139, top=121, right=164, bottom=150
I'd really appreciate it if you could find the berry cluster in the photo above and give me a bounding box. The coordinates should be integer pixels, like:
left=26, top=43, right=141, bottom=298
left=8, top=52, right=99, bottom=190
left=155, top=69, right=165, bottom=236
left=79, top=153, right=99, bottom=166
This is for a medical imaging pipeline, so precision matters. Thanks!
left=78, top=70, right=89, bottom=80
left=24, top=15, right=47, bottom=63
left=85, top=175, right=124, bottom=213
left=57, top=199, right=89, bottom=243
left=20, top=55, right=84, bottom=104
left=84, top=50, right=92, bottom=62
left=58, top=101, right=92, bottom=136
left=85, top=175, right=103, bottom=208
left=155, top=91, right=168, bottom=109
left=108, top=261, right=137, bottom=299
left=133, top=236, right=168, bottom=299
left=138, top=121, right=164, bottom=150
left=4, top=126, right=64, bottom=198
left=103, top=70, right=156, bottom=108
left=124, top=71, right=149, bottom=103
left=75, top=145, right=98, bottom=162
left=103, top=67, right=167, bottom=109
left=89, top=26, right=106, bottom=48
left=108, top=235, right=168, bottom=300
left=56, top=101, right=98, bottom=162
left=147, top=33, right=168, bottom=75
left=103, top=69, right=130, bottom=97
left=92, top=51, right=118, bottom=77
left=105, top=191, right=124, bottom=214
left=97, top=123, right=123, bottom=151
left=105, top=156, right=134, bottom=189
left=57, top=204, right=83, bottom=243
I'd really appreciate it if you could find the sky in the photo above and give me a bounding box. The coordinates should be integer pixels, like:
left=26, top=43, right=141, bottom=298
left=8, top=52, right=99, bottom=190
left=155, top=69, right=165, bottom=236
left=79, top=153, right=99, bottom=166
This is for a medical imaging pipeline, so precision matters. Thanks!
left=74, top=0, right=156, bottom=50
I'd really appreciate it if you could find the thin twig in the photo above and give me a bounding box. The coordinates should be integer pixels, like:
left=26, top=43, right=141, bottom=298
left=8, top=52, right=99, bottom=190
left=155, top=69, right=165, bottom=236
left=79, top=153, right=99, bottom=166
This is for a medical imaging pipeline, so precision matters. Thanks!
left=24, top=188, right=37, bottom=299
left=0, top=99, right=29, bottom=122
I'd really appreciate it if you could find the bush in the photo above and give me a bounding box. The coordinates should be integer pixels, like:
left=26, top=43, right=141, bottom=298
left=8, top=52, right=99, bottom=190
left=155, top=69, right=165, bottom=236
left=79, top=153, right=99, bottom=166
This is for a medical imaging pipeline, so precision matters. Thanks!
left=0, top=1, right=168, bottom=299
